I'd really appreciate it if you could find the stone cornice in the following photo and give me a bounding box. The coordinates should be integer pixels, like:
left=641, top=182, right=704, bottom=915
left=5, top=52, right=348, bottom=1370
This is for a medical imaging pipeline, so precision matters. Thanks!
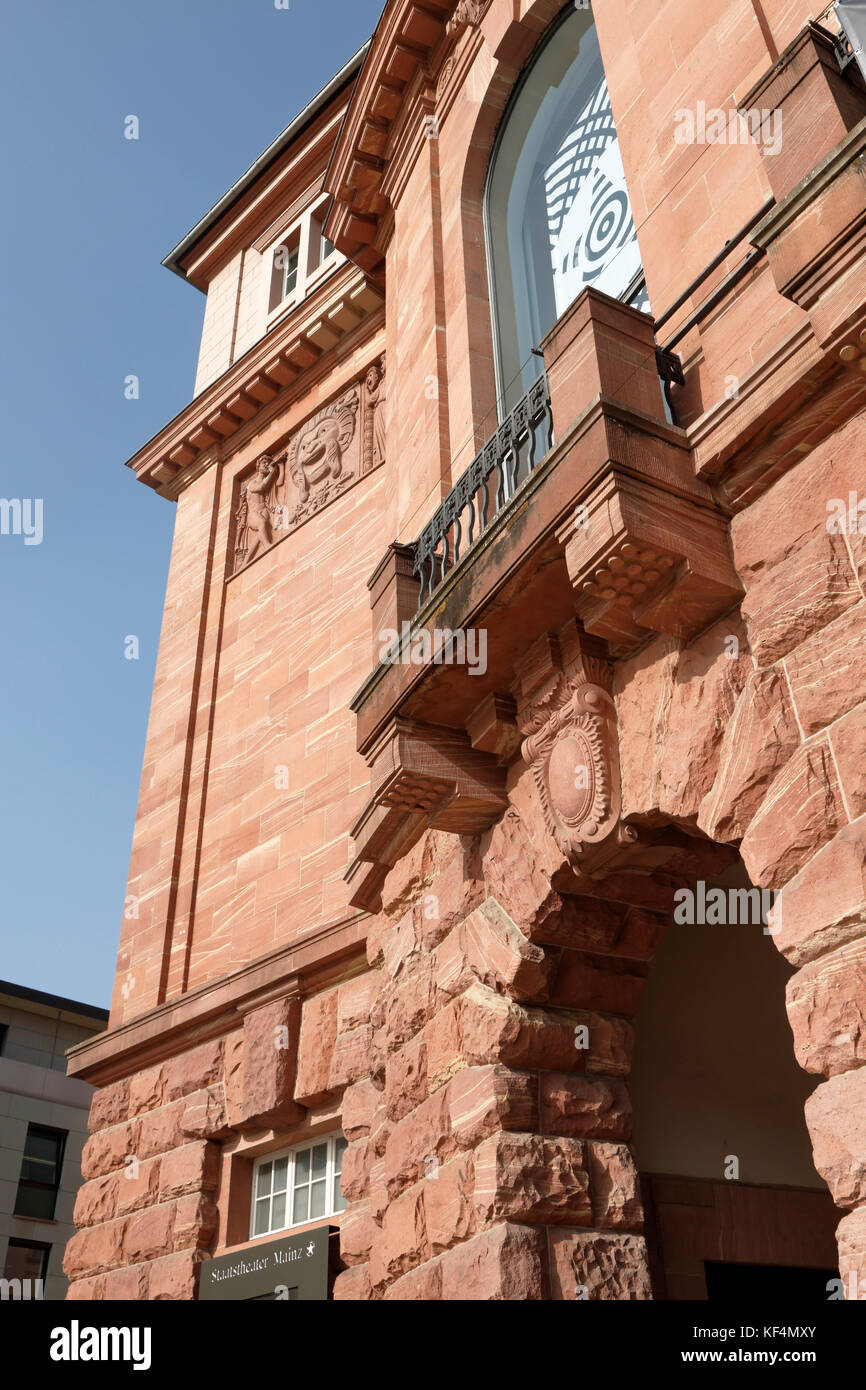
left=125, top=263, right=384, bottom=495
left=324, top=0, right=457, bottom=274
left=65, top=913, right=370, bottom=1087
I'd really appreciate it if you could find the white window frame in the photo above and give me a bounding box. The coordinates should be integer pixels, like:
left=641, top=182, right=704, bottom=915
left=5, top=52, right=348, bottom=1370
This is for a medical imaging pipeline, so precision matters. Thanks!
left=250, top=1131, right=347, bottom=1239
left=262, top=195, right=343, bottom=331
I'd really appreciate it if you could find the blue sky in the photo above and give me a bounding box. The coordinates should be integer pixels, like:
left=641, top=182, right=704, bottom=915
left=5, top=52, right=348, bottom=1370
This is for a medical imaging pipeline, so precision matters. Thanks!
left=0, top=0, right=383, bottom=1008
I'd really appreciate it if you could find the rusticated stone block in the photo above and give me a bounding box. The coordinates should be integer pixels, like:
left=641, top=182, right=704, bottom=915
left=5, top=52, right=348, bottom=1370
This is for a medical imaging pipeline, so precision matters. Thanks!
left=173, top=1193, right=218, bottom=1250
left=114, top=1155, right=162, bottom=1219
left=550, top=951, right=648, bottom=1015
left=369, top=1181, right=428, bottom=1288
left=180, top=1086, right=230, bottom=1140
left=137, top=1100, right=186, bottom=1159
left=435, top=901, right=553, bottom=1004
left=240, top=996, right=304, bottom=1129
left=100, top=1263, right=150, bottom=1300
left=699, top=667, right=801, bottom=843
left=340, top=1199, right=379, bottom=1267
left=223, top=1030, right=245, bottom=1130
left=424, top=1152, right=476, bottom=1255
left=66, top=1275, right=106, bottom=1300
left=448, top=1064, right=537, bottom=1147
left=740, top=532, right=860, bottom=666
left=473, top=1132, right=591, bottom=1226
left=73, top=1172, right=119, bottom=1230
left=332, top=1263, right=372, bottom=1301
left=587, top=1142, right=643, bottom=1229
left=81, top=1120, right=141, bottom=1181
left=787, top=941, right=866, bottom=1077
left=162, top=1039, right=224, bottom=1103
left=123, top=1203, right=176, bottom=1265
left=784, top=601, right=866, bottom=737
left=804, top=1069, right=866, bottom=1208
left=340, top=1137, right=372, bottom=1204
left=147, top=1249, right=205, bottom=1301
left=384, top=1035, right=428, bottom=1123
left=769, top=817, right=866, bottom=967
left=384, top=1087, right=454, bottom=1195
left=548, top=1229, right=652, bottom=1299
left=837, top=1206, right=866, bottom=1298
left=830, top=703, right=866, bottom=820
left=438, top=1222, right=549, bottom=1300
left=128, top=1065, right=166, bottom=1118
left=342, top=1078, right=383, bottom=1141
left=740, top=738, right=846, bottom=889
left=374, top=955, right=437, bottom=1054
left=158, top=1141, right=220, bottom=1200
left=64, top=1217, right=128, bottom=1279
left=88, top=1079, right=129, bottom=1134
left=294, top=988, right=339, bottom=1105
left=541, top=1074, right=632, bottom=1140
left=383, top=1257, right=443, bottom=1300
left=328, top=1023, right=374, bottom=1093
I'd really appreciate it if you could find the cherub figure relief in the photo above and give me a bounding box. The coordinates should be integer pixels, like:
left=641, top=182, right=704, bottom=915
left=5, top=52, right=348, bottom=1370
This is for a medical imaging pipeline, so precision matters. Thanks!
left=234, top=453, right=284, bottom=569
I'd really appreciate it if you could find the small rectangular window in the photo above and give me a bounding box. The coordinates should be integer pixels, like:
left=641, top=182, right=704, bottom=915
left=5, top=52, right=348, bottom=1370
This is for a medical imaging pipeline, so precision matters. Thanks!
left=14, top=1124, right=66, bottom=1220
left=3, top=1239, right=50, bottom=1285
left=321, top=231, right=335, bottom=262
left=270, top=230, right=302, bottom=313
left=0, top=1023, right=8, bottom=1055
left=251, top=1132, right=346, bottom=1238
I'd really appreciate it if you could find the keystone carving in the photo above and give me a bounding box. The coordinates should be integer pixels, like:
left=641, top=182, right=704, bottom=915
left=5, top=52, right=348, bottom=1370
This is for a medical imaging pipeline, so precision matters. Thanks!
left=517, top=633, right=633, bottom=874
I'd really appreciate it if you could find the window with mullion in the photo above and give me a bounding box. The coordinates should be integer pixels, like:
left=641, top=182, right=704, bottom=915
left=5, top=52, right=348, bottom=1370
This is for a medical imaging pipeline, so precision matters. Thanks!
left=251, top=1133, right=346, bottom=1238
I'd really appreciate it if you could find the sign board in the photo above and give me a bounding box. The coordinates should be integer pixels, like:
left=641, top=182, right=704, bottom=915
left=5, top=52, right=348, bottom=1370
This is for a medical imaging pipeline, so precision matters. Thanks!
left=198, top=1226, right=337, bottom=1301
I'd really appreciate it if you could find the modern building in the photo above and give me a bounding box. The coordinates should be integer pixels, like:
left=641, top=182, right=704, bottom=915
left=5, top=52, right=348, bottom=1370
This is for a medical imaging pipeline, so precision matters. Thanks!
left=66, top=0, right=866, bottom=1300
left=0, top=981, right=108, bottom=1299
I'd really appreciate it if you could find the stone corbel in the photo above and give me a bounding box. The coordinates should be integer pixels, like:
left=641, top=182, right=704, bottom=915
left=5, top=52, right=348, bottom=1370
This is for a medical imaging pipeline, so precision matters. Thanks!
left=557, top=469, right=743, bottom=657
left=346, top=717, right=508, bottom=910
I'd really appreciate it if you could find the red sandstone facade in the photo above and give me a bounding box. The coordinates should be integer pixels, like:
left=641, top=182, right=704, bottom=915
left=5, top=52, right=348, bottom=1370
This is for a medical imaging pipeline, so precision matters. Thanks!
left=65, top=0, right=866, bottom=1300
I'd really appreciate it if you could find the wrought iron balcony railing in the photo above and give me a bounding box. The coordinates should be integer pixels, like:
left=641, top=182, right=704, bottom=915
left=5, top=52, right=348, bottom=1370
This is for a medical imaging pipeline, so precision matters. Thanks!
left=412, top=373, right=554, bottom=607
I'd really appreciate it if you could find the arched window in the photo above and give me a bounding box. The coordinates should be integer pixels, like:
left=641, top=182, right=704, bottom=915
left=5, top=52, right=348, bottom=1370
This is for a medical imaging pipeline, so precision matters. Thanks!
left=485, top=5, right=647, bottom=415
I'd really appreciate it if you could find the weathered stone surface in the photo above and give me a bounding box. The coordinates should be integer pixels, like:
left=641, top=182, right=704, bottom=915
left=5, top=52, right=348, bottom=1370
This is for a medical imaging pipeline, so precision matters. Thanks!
left=740, top=532, right=860, bottom=666
left=438, top=1222, right=548, bottom=1300
left=294, top=987, right=338, bottom=1106
left=548, top=1229, right=652, bottom=1299
left=80, top=1120, right=140, bottom=1181
left=162, top=1039, right=224, bottom=1103
left=329, top=1022, right=374, bottom=1092
left=369, top=1181, right=428, bottom=1287
left=147, top=1249, right=205, bottom=1301
left=785, top=601, right=866, bottom=736
left=127, top=1065, right=165, bottom=1118
left=64, top=1218, right=127, bottom=1279
left=481, top=805, right=564, bottom=934
left=340, top=1199, right=379, bottom=1267
left=180, top=1086, right=230, bottom=1140
left=123, top=1203, right=176, bottom=1265
left=342, top=1078, right=383, bottom=1141
left=830, top=703, right=866, bottom=820
left=615, top=619, right=750, bottom=826
left=448, top=1064, right=537, bottom=1147
left=332, top=1263, right=372, bottom=1301
left=550, top=951, right=647, bottom=1015
left=804, top=1068, right=866, bottom=1208
left=540, top=1074, right=632, bottom=1140
left=769, top=817, right=866, bottom=967
left=384, top=1087, right=454, bottom=1195
left=458, top=900, right=553, bottom=1001
left=66, top=1275, right=106, bottom=1300
left=137, top=1101, right=186, bottom=1159
left=173, top=1193, right=218, bottom=1250
left=473, top=1132, right=591, bottom=1225
left=158, top=1141, right=220, bottom=1200
left=384, top=1035, right=428, bottom=1123
left=88, top=1080, right=129, bottom=1134
left=699, top=667, right=801, bottom=842
left=740, top=738, right=846, bottom=888
left=424, top=1152, right=476, bottom=1254
left=383, top=1257, right=443, bottom=1300
left=836, top=1206, right=866, bottom=1299
left=73, top=1172, right=119, bottom=1230
left=101, top=1263, right=150, bottom=1300
left=240, top=996, right=304, bottom=1128
left=787, top=941, right=866, bottom=1077
left=114, top=1156, right=162, bottom=1219
left=587, top=1142, right=643, bottom=1229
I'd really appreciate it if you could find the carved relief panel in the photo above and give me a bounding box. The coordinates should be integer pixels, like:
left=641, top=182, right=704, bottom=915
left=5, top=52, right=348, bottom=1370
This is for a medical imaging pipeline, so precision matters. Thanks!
left=231, top=354, right=386, bottom=576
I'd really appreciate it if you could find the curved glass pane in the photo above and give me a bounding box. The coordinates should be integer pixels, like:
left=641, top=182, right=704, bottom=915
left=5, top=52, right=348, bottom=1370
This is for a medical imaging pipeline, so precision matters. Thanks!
left=486, top=7, right=644, bottom=413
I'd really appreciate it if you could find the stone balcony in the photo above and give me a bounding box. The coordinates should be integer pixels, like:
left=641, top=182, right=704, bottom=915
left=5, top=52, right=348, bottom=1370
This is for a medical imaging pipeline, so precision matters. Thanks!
left=345, top=288, right=744, bottom=912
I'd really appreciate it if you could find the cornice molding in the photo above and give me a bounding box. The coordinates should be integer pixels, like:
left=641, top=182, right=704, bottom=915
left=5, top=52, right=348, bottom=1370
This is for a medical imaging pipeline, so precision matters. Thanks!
left=125, top=263, right=385, bottom=495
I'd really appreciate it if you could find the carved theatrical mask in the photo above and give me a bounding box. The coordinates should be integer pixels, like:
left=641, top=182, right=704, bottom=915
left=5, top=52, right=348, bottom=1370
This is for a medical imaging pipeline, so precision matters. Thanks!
left=289, top=389, right=358, bottom=517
